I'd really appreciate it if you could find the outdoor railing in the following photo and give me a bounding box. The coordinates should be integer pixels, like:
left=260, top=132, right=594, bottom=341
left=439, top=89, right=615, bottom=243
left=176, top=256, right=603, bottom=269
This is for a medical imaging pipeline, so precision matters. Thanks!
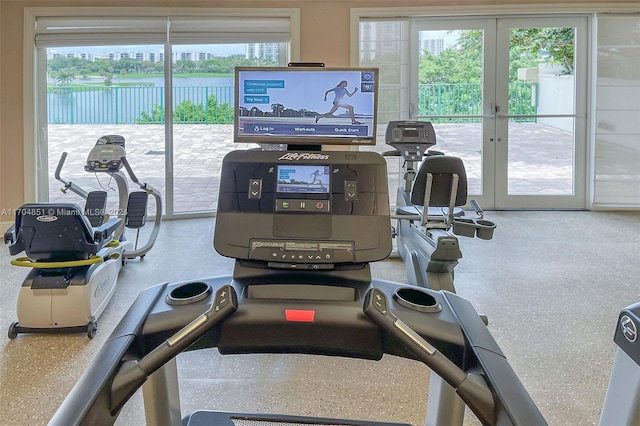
left=47, top=83, right=537, bottom=125
left=418, top=83, right=538, bottom=123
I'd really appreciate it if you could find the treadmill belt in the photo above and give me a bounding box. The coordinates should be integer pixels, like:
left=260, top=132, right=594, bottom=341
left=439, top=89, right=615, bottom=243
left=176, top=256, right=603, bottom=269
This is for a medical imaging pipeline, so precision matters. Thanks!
left=186, top=411, right=410, bottom=426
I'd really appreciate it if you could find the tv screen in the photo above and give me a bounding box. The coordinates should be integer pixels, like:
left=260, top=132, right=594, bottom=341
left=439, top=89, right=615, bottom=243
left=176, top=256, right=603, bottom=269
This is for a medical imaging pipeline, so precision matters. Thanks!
left=234, top=67, right=378, bottom=146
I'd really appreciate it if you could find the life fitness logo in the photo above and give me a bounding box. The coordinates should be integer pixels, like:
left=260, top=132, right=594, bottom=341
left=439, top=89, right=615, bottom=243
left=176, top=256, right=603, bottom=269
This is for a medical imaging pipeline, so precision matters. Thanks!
left=278, top=153, right=330, bottom=161
left=621, top=315, right=638, bottom=343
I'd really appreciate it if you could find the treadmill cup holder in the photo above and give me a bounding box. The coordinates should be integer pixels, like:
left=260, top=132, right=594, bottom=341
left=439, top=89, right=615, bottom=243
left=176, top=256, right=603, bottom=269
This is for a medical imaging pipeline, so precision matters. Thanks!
left=475, top=219, right=496, bottom=240
left=166, top=281, right=212, bottom=306
left=394, top=287, right=442, bottom=313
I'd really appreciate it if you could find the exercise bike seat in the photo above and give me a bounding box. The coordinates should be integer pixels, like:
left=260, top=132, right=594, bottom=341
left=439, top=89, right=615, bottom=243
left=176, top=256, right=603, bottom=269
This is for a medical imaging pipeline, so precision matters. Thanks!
left=396, top=155, right=467, bottom=220
left=5, top=203, right=122, bottom=262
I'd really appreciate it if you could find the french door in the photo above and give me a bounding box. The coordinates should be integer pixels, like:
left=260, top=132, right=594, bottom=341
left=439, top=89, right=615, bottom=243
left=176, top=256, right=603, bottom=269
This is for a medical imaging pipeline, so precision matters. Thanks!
left=411, top=16, right=587, bottom=209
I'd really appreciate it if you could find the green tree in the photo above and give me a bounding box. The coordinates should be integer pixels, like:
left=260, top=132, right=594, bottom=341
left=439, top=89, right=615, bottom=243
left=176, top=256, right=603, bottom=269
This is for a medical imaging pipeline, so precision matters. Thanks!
left=510, top=27, right=575, bottom=74
left=174, top=59, right=196, bottom=74
left=137, top=94, right=234, bottom=124
left=52, top=68, right=76, bottom=85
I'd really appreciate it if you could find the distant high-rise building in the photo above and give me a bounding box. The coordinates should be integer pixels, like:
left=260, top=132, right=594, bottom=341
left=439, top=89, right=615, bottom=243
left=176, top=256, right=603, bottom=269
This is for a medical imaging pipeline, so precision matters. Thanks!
left=246, top=43, right=279, bottom=62
left=418, top=34, right=444, bottom=56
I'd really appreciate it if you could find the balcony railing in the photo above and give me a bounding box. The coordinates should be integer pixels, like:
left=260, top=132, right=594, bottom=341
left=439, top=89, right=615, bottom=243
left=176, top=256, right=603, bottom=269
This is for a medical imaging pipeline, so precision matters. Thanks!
left=47, top=83, right=537, bottom=125
left=418, top=83, right=538, bottom=123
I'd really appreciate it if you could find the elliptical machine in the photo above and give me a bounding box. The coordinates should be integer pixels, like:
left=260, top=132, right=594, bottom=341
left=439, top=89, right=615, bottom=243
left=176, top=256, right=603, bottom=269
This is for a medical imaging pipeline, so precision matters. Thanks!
left=63, top=134, right=162, bottom=261
left=384, top=121, right=496, bottom=293
left=3, top=135, right=162, bottom=339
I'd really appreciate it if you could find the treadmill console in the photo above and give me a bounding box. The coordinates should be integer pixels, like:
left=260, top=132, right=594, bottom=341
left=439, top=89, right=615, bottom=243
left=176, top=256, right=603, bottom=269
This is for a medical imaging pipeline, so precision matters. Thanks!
left=385, top=121, right=437, bottom=161
left=85, top=135, right=126, bottom=172
left=214, top=150, right=392, bottom=266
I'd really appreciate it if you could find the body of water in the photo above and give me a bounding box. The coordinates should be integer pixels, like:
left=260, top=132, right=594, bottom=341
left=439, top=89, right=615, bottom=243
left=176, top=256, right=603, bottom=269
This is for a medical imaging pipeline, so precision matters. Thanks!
left=48, top=76, right=235, bottom=124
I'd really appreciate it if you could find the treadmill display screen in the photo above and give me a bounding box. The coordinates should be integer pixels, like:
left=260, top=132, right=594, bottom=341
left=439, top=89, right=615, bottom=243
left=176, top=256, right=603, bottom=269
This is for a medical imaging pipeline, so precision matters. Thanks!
left=276, top=165, right=330, bottom=194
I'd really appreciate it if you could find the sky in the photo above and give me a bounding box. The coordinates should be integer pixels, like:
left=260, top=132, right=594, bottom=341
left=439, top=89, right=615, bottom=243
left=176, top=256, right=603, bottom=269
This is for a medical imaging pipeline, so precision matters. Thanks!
left=49, top=44, right=246, bottom=56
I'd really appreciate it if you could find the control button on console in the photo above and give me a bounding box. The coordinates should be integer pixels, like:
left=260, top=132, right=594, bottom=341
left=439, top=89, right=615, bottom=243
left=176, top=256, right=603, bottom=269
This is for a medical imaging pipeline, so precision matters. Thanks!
left=248, top=178, right=262, bottom=199
left=372, top=289, right=388, bottom=315
left=214, top=287, right=230, bottom=312
left=345, top=180, right=358, bottom=200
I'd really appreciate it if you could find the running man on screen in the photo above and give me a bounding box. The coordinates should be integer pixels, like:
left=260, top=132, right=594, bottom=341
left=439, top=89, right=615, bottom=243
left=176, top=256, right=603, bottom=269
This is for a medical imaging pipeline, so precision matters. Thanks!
left=308, top=169, right=325, bottom=189
left=315, top=80, right=362, bottom=125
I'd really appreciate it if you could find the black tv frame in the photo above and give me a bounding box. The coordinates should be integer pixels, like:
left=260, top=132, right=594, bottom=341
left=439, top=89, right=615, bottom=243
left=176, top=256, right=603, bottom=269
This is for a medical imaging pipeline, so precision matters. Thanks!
left=234, top=66, right=379, bottom=147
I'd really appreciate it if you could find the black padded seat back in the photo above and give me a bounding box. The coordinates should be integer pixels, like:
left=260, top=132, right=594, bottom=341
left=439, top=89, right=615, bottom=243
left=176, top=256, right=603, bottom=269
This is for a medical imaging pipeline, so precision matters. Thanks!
left=13, top=203, right=99, bottom=262
left=411, top=155, right=468, bottom=207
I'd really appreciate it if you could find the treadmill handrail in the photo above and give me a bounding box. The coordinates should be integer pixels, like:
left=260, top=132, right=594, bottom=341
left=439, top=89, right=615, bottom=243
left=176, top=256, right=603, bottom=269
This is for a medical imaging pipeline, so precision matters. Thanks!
left=49, top=280, right=546, bottom=426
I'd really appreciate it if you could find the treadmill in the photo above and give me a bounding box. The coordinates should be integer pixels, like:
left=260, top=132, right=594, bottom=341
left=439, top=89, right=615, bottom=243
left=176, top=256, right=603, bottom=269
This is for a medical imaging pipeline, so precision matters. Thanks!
left=49, top=149, right=546, bottom=426
left=600, top=302, right=640, bottom=425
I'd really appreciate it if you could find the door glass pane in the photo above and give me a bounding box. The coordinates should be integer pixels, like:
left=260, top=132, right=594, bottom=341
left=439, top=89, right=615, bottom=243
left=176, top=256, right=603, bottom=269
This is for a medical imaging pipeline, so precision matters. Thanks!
left=507, top=27, right=575, bottom=195
left=171, top=43, right=281, bottom=214
left=47, top=45, right=166, bottom=216
left=417, top=29, right=484, bottom=195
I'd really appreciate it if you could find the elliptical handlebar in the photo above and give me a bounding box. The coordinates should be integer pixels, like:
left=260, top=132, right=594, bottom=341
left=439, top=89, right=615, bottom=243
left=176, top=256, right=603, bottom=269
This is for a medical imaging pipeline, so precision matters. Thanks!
left=54, top=152, right=68, bottom=184
left=120, top=157, right=139, bottom=184
left=54, top=151, right=88, bottom=199
left=118, top=156, right=162, bottom=260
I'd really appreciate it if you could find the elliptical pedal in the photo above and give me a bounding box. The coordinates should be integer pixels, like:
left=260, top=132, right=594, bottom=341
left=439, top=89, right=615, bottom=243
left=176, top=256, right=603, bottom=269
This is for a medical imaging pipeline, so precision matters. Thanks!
left=84, top=191, right=108, bottom=227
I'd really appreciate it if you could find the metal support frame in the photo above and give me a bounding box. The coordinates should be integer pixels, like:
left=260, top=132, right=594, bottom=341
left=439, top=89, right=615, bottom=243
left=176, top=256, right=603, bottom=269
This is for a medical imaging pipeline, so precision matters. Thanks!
left=425, top=372, right=465, bottom=426
left=142, top=358, right=182, bottom=426
left=599, top=348, right=640, bottom=425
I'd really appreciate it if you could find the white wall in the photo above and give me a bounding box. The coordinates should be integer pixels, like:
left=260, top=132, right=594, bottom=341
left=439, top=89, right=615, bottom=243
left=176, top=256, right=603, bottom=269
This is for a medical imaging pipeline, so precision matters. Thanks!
left=537, top=74, right=575, bottom=132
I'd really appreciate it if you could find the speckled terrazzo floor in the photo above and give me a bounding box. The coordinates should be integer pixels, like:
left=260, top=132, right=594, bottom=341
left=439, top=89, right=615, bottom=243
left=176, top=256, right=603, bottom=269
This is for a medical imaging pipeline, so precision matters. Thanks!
left=1, top=211, right=639, bottom=425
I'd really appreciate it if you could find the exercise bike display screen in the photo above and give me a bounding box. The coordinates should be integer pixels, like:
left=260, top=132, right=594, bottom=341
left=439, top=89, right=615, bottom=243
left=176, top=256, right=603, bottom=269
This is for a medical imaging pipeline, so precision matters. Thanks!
left=276, top=165, right=330, bottom=194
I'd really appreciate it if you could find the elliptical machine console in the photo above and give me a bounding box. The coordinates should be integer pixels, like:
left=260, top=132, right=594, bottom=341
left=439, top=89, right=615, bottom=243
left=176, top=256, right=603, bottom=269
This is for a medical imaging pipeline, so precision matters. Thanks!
left=85, top=134, right=126, bottom=172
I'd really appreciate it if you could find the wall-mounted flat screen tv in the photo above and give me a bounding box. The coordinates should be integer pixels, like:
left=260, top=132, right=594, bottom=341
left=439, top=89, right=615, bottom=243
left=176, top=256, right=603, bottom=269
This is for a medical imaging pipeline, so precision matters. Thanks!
left=234, top=67, right=378, bottom=146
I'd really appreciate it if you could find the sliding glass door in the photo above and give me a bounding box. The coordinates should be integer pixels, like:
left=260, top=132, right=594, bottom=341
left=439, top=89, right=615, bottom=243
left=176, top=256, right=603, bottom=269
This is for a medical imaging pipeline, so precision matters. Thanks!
left=44, top=44, right=166, bottom=217
left=35, top=15, right=291, bottom=217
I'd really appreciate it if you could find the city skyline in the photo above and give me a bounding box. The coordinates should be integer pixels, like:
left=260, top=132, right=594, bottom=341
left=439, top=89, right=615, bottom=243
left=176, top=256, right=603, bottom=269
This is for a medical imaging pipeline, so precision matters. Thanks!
left=48, top=43, right=278, bottom=63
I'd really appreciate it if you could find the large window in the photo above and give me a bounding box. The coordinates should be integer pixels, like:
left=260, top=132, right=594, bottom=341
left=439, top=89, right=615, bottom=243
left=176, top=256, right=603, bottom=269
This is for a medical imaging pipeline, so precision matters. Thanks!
left=30, top=11, right=297, bottom=217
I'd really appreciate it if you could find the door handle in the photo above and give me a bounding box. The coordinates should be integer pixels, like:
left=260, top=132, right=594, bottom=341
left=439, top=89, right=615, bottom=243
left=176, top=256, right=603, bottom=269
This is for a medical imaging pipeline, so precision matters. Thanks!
left=490, top=102, right=500, bottom=116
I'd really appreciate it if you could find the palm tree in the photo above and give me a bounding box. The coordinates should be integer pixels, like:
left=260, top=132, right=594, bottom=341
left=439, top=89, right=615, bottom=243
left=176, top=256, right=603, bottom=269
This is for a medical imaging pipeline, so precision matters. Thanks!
left=54, top=68, right=76, bottom=86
